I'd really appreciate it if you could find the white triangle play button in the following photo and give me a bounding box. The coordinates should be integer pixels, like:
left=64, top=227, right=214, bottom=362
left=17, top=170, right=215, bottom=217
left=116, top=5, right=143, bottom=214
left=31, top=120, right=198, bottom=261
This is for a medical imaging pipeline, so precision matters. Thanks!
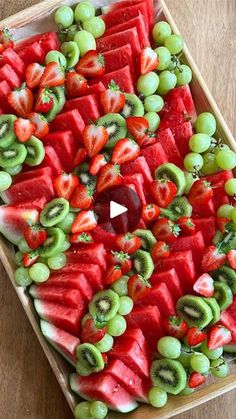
left=110, top=200, right=128, bottom=219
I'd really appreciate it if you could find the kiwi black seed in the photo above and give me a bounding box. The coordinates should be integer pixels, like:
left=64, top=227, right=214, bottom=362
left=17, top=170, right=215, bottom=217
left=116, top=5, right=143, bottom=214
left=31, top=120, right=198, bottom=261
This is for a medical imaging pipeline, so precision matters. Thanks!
left=39, top=227, right=65, bottom=258
left=203, top=297, right=221, bottom=325
left=98, top=113, right=127, bottom=148
left=0, top=143, right=27, bottom=168
left=120, top=93, right=144, bottom=118
left=0, top=115, right=17, bottom=148
left=89, top=289, right=120, bottom=321
left=213, top=281, right=233, bottom=311
left=150, top=359, right=187, bottom=395
left=211, top=265, right=236, bottom=294
left=76, top=343, right=104, bottom=373
left=25, top=136, right=45, bottom=166
left=176, top=295, right=213, bottom=329
left=133, top=229, right=157, bottom=251
left=132, top=249, right=154, bottom=280
left=40, top=198, right=69, bottom=227
left=155, top=163, right=186, bottom=195
left=167, top=197, right=192, bottom=220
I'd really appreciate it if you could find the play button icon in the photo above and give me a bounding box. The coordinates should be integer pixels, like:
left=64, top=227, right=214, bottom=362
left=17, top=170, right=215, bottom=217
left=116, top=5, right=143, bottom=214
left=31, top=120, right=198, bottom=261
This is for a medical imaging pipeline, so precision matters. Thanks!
left=110, top=201, right=128, bottom=219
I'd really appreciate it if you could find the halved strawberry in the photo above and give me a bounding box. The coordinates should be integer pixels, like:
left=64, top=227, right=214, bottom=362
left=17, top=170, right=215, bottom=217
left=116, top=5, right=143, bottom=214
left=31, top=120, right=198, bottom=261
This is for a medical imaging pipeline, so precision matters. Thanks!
left=0, top=29, right=14, bottom=53
left=81, top=318, right=106, bottom=344
left=14, top=118, right=36, bottom=143
left=96, top=163, right=122, bottom=194
left=73, top=147, right=88, bottom=167
left=208, top=325, right=232, bottom=350
left=216, top=217, right=231, bottom=233
left=101, top=81, right=125, bottom=113
left=142, top=203, right=160, bottom=223
left=201, top=245, right=226, bottom=272
left=35, top=88, right=54, bottom=113
left=149, top=179, right=177, bottom=208
left=69, top=232, right=93, bottom=244
left=188, top=180, right=213, bottom=205
left=65, top=71, right=88, bottom=98
left=104, top=265, right=123, bottom=285
left=89, top=154, right=107, bottom=176
left=25, top=63, right=45, bottom=89
left=40, top=62, right=65, bottom=88
left=188, top=372, right=206, bottom=389
left=151, top=241, right=170, bottom=261
left=186, top=327, right=207, bottom=347
left=83, top=124, right=109, bottom=157
left=72, top=210, right=97, bottom=234
left=53, top=173, right=79, bottom=200
left=76, top=50, right=105, bottom=78
left=111, top=138, right=140, bottom=165
left=152, top=218, right=181, bottom=243
left=227, top=249, right=236, bottom=269
left=28, top=112, right=49, bottom=139
left=140, top=47, right=158, bottom=75
left=115, top=233, right=142, bottom=254
left=163, top=316, right=189, bottom=340
left=136, top=132, right=157, bottom=148
left=8, top=85, right=34, bottom=118
left=23, top=251, right=39, bottom=267
left=126, top=116, right=149, bottom=140
left=193, top=273, right=214, bottom=297
left=128, top=274, right=151, bottom=302
left=107, top=251, right=132, bottom=274
left=70, top=184, right=94, bottom=210
left=178, top=217, right=196, bottom=236
left=24, top=225, right=47, bottom=250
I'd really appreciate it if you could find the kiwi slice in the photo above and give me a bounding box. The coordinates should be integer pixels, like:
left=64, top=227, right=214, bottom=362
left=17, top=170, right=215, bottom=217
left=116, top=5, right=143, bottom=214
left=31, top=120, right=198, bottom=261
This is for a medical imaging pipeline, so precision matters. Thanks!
left=213, top=281, right=233, bottom=311
left=213, top=231, right=224, bottom=246
left=120, top=93, right=144, bottom=118
left=150, top=359, right=187, bottom=395
left=203, top=297, right=221, bottom=325
left=155, top=163, right=186, bottom=195
left=98, top=113, right=127, bottom=148
left=0, top=143, right=27, bottom=168
left=132, top=249, right=154, bottom=280
left=45, top=87, right=66, bottom=122
left=176, top=295, right=213, bottom=329
left=6, top=164, right=22, bottom=175
left=0, top=115, right=17, bottom=148
left=39, top=227, right=65, bottom=258
left=167, top=197, right=192, bottom=221
left=73, top=162, right=96, bottom=187
left=76, top=343, right=104, bottom=373
left=40, top=198, right=69, bottom=227
left=25, top=136, right=45, bottom=166
left=211, top=265, right=236, bottom=294
left=133, top=229, right=156, bottom=251
left=89, top=289, right=120, bottom=321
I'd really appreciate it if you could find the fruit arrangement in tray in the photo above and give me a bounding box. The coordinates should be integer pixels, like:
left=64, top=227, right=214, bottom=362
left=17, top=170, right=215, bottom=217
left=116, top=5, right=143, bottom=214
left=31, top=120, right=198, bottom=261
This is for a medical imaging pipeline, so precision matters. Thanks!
left=1, top=0, right=236, bottom=417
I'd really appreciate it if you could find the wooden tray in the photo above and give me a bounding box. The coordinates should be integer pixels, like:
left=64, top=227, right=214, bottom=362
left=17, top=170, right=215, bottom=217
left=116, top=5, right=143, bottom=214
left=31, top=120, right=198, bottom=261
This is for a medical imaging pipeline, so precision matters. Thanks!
left=1, top=1, right=236, bottom=418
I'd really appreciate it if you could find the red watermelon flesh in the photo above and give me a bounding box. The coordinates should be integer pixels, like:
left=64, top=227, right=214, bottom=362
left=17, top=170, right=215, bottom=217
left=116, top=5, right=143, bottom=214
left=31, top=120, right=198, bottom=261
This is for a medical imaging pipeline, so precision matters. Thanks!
left=59, top=264, right=103, bottom=292
left=18, top=42, right=45, bottom=65
left=29, top=285, right=86, bottom=309
left=192, top=199, right=215, bottom=218
left=161, top=95, right=187, bottom=118
left=66, top=243, right=107, bottom=271
left=136, top=282, right=175, bottom=317
left=121, top=156, right=153, bottom=187
left=105, top=14, right=150, bottom=49
left=102, top=0, right=154, bottom=29
left=165, top=85, right=197, bottom=121
left=90, top=224, right=117, bottom=250
left=156, top=128, right=182, bottom=167
left=16, top=197, right=47, bottom=211
left=84, top=82, right=105, bottom=97
left=14, top=166, right=52, bottom=182
left=158, top=250, right=196, bottom=292
left=1, top=48, right=25, bottom=79
left=170, top=231, right=205, bottom=269
left=97, top=28, right=141, bottom=59
left=203, top=170, right=233, bottom=209
left=0, top=204, right=38, bottom=245
left=50, top=109, right=85, bottom=145
left=39, top=145, right=63, bottom=176
left=0, top=64, right=21, bottom=89
left=122, top=173, right=147, bottom=205
left=40, top=320, right=79, bottom=366
left=15, top=32, right=59, bottom=52
left=101, top=3, right=149, bottom=33
left=203, top=170, right=233, bottom=185
left=70, top=373, right=138, bottom=413
left=141, top=142, right=168, bottom=175
left=193, top=217, right=216, bottom=245
left=0, top=81, right=13, bottom=113
left=43, top=130, right=77, bottom=172
left=63, top=94, right=101, bottom=124
left=172, top=121, right=193, bottom=157
left=34, top=299, right=83, bottom=337
left=102, top=45, right=135, bottom=80
left=122, top=328, right=150, bottom=356
left=41, top=272, right=93, bottom=303
left=220, top=311, right=236, bottom=341
left=90, top=65, right=134, bottom=94
left=150, top=268, right=184, bottom=301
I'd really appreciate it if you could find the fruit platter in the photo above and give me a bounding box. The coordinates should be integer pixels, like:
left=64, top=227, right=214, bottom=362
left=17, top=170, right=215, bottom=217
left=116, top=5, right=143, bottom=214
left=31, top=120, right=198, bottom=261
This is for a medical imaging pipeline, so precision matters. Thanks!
left=1, top=0, right=236, bottom=417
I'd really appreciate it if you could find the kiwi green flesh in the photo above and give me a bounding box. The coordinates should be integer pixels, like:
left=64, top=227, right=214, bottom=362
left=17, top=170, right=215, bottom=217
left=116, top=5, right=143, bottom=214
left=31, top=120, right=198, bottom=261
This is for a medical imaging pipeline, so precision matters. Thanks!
left=76, top=343, right=104, bottom=372
left=89, top=290, right=120, bottom=321
left=213, top=231, right=224, bottom=246
left=155, top=163, right=186, bottom=195
left=0, top=143, right=27, bottom=168
left=168, top=197, right=192, bottom=220
left=120, top=93, right=144, bottom=118
left=25, top=136, right=45, bottom=166
left=133, top=249, right=154, bottom=280
left=203, top=297, right=221, bottom=325
left=39, top=227, right=65, bottom=258
left=150, top=359, right=187, bottom=395
left=40, top=198, right=69, bottom=227
left=98, top=113, right=127, bottom=148
left=211, top=266, right=236, bottom=294
left=213, top=281, right=233, bottom=311
left=0, top=115, right=17, bottom=148
left=176, top=295, right=213, bottom=329
left=133, top=229, right=156, bottom=250
left=45, top=93, right=60, bottom=122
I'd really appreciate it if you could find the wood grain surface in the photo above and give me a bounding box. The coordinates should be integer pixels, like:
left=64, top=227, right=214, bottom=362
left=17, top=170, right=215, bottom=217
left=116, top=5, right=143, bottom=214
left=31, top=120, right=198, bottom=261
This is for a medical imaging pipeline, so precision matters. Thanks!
left=0, top=0, right=236, bottom=418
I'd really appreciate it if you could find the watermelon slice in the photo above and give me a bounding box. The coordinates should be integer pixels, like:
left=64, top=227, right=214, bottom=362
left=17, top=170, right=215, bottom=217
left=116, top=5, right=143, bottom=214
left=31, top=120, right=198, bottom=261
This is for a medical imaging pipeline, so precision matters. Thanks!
left=14, top=167, right=52, bottom=182
left=122, top=173, right=147, bottom=205
left=18, top=42, right=45, bottom=65
left=102, top=0, right=154, bottom=29
left=63, top=94, right=101, bottom=124
left=121, top=156, right=153, bottom=186
left=122, top=328, right=150, bottom=356
left=34, top=299, right=84, bottom=337
left=41, top=272, right=93, bottom=303
left=0, top=204, right=38, bottom=245
left=165, top=85, right=197, bottom=121
left=150, top=268, right=184, bottom=300
left=97, top=28, right=141, bottom=59
left=0, top=64, right=21, bottom=89
left=70, top=373, right=138, bottom=413
left=15, top=32, right=60, bottom=53
left=40, top=320, right=79, bottom=366
left=136, top=282, right=176, bottom=317
left=39, top=145, right=63, bottom=176
left=102, top=45, right=135, bottom=78
left=29, top=285, right=86, bottom=309
left=17, top=197, right=47, bottom=211
left=50, top=109, right=85, bottom=144
left=90, top=65, right=134, bottom=93
left=90, top=225, right=117, bottom=250
left=66, top=243, right=107, bottom=271
left=172, top=121, right=193, bottom=157
left=105, top=14, right=150, bottom=49
left=1, top=48, right=25, bottom=79
left=0, top=81, right=13, bottom=113
left=203, top=170, right=233, bottom=185
left=158, top=250, right=196, bottom=291
left=59, top=264, right=103, bottom=292
left=193, top=217, right=216, bottom=245
left=192, top=199, right=215, bottom=218
left=170, top=231, right=205, bottom=268
left=156, top=128, right=182, bottom=167
left=141, top=142, right=168, bottom=175
left=101, top=3, right=149, bottom=32
left=43, top=130, right=77, bottom=172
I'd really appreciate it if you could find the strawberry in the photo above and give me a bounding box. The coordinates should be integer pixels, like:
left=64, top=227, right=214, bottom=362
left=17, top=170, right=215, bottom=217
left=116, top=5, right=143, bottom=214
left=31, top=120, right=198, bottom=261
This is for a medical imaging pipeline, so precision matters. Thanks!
left=40, top=62, right=65, bottom=88
left=35, top=88, right=54, bottom=113
left=69, top=232, right=93, bottom=244
left=128, top=274, right=151, bottom=302
left=152, top=218, right=180, bottom=243
left=178, top=216, right=196, bottom=235
left=188, top=372, right=206, bottom=389
left=53, top=173, right=79, bottom=200
left=163, top=316, right=189, bottom=340
left=73, top=147, right=88, bottom=167
left=81, top=318, right=106, bottom=344
left=227, top=249, right=236, bottom=269
left=111, top=138, right=140, bottom=165
left=149, top=179, right=177, bottom=208
left=126, top=116, right=149, bottom=140
left=216, top=217, right=230, bottom=233
left=89, top=154, right=107, bottom=176
left=24, top=225, right=47, bottom=250
left=115, top=233, right=142, bottom=254
left=8, top=85, right=34, bottom=118
left=70, top=184, right=94, bottom=210
left=107, top=251, right=132, bottom=274
left=14, top=118, right=36, bottom=143
left=83, top=124, right=109, bottom=157
left=23, top=251, right=39, bottom=267
left=137, top=132, right=157, bottom=148
left=96, top=163, right=122, bottom=194
left=28, top=112, right=49, bottom=139
left=104, top=265, right=123, bottom=285
left=201, top=245, right=226, bottom=272
left=0, top=29, right=14, bottom=53
left=101, top=81, right=125, bottom=113
left=193, top=273, right=214, bottom=297
left=188, top=180, right=213, bottom=205
left=76, top=50, right=105, bottom=78
left=140, top=47, right=159, bottom=75
left=142, top=203, right=160, bottom=223
left=65, top=71, right=88, bottom=98
left=208, top=325, right=232, bottom=350
left=72, top=210, right=97, bottom=234
left=151, top=241, right=170, bottom=262
left=186, top=327, right=207, bottom=347
left=25, top=63, right=45, bottom=89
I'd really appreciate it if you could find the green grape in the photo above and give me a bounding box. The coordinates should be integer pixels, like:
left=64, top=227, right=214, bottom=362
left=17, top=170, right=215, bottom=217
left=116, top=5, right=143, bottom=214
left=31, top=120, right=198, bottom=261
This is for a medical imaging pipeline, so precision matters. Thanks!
left=211, top=358, right=229, bottom=378
left=216, top=149, right=236, bottom=170
left=6, top=164, right=22, bottom=175
left=217, top=204, right=234, bottom=219
left=29, top=262, right=50, bottom=283
left=148, top=386, right=168, bottom=408
left=195, top=112, right=216, bottom=136
left=200, top=341, right=223, bottom=360
left=18, top=238, right=31, bottom=253
left=179, top=387, right=194, bottom=396
left=184, top=172, right=198, bottom=194
left=157, top=336, right=181, bottom=359
left=118, top=296, right=134, bottom=315
left=177, top=351, right=192, bottom=368
left=45, top=50, right=67, bottom=67
left=61, top=239, right=71, bottom=252
left=214, top=143, right=229, bottom=155
left=74, top=1, right=95, bottom=23
left=57, top=212, right=76, bottom=233
left=64, top=24, right=79, bottom=41
left=111, top=275, right=129, bottom=296
left=201, top=153, right=219, bottom=175
left=47, top=253, right=67, bottom=270
left=74, top=30, right=96, bottom=56
left=55, top=6, right=74, bottom=29
left=60, top=41, right=80, bottom=68
left=144, top=94, right=164, bottom=113
left=145, top=112, right=160, bottom=132
left=0, top=170, right=12, bottom=191
left=184, top=152, right=203, bottom=172
left=74, top=401, right=93, bottom=419
left=106, top=314, right=127, bottom=337
left=152, top=21, right=172, bottom=44
left=225, top=178, right=236, bottom=196
left=155, top=46, right=171, bottom=71
left=175, top=64, right=192, bottom=86
left=83, top=17, right=106, bottom=38
left=90, top=401, right=108, bottom=419
left=15, top=250, right=23, bottom=267
left=164, top=34, right=184, bottom=54
left=157, top=70, right=177, bottom=95
left=137, top=72, right=159, bottom=97
left=15, top=266, right=33, bottom=287
left=81, top=313, right=92, bottom=327
left=231, top=208, right=236, bottom=224
left=189, top=133, right=211, bottom=153
left=95, top=333, right=114, bottom=352
left=190, top=353, right=210, bottom=374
